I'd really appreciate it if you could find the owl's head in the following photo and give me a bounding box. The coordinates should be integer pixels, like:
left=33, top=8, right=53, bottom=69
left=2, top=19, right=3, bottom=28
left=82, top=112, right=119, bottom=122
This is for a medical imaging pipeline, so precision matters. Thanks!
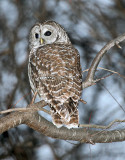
left=29, top=21, right=71, bottom=50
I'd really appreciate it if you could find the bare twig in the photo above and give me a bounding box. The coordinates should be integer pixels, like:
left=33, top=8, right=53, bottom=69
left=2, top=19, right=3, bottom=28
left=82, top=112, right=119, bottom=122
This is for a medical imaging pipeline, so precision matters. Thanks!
left=98, top=67, right=125, bottom=79
left=79, top=119, right=125, bottom=129
left=94, top=73, right=114, bottom=83
left=83, top=67, right=125, bottom=80
left=0, top=100, right=50, bottom=115
left=0, top=107, right=50, bottom=115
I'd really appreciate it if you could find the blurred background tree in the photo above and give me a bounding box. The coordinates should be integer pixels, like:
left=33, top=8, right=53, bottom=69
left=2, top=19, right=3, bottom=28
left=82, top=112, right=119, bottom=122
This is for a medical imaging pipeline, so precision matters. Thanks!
left=0, top=0, right=125, bottom=159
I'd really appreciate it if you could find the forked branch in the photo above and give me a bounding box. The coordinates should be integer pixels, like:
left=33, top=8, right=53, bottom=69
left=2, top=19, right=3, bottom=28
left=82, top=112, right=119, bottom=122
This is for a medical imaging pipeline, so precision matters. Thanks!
left=82, top=33, right=125, bottom=89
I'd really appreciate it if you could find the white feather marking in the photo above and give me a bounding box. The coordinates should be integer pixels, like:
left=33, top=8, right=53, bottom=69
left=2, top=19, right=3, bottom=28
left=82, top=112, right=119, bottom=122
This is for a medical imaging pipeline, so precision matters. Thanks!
left=53, top=122, right=63, bottom=128
left=66, top=124, right=78, bottom=129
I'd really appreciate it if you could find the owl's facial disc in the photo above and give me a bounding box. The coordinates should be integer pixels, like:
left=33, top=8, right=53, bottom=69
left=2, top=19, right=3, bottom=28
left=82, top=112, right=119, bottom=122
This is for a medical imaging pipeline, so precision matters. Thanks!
left=40, top=24, right=58, bottom=45
left=40, top=23, right=71, bottom=45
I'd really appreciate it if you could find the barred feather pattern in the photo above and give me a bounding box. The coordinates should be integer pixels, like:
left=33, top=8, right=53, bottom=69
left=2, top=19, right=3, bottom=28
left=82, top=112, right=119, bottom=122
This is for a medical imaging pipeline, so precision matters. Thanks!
left=28, top=43, right=82, bottom=128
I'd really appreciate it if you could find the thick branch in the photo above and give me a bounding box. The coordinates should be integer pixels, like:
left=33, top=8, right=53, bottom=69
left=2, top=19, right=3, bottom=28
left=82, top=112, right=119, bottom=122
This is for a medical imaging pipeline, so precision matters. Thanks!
left=0, top=101, right=47, bottom=133
left=1, top=109, right=125, bottom=144
left=82, top=33, right=125, bottom=89
left=25, top=112, right=125, bottom=143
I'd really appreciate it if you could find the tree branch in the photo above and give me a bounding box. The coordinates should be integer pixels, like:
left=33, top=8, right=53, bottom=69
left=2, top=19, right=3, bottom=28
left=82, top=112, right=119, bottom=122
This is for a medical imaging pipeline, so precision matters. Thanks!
left=82, top=33, right=125, bottom=89
left=0, top=101, right=50, bottom=115
left=1, top=106, right=125, bottom=144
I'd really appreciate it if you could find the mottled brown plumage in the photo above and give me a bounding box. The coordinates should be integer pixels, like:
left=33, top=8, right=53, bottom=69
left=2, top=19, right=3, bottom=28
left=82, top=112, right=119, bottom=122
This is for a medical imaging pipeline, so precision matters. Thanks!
left=28, top=21, right=82, bottom=128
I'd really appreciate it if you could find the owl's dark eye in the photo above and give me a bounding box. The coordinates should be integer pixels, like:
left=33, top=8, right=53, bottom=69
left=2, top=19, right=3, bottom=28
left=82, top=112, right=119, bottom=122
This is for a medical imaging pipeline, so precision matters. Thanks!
left=35, top=33, right=39, bottom=39
left=44, top=31, right=52, bottom=36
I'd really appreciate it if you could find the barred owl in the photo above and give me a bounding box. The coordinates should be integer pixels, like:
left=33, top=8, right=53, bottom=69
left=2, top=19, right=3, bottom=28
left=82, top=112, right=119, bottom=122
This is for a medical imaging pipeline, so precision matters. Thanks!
left=28, top=21, right=82, bottom=128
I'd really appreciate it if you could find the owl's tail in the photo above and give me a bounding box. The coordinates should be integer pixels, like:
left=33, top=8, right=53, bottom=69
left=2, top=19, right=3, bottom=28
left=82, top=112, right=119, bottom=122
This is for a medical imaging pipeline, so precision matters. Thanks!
left=51, top=98, right=79, bottom=129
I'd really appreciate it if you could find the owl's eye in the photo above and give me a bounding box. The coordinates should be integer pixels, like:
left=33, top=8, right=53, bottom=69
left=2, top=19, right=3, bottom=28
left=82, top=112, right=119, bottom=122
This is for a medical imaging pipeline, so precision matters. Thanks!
left=44, top=31, right=52, bottom=36
left=35, top=33, right=39, bottom=39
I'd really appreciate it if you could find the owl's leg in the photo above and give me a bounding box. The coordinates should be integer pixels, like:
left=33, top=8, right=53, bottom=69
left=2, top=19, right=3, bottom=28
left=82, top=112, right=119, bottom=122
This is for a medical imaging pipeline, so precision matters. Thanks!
left=51, top=108, right=63, bottom=128
left=65, top=108, right=79, bottom=129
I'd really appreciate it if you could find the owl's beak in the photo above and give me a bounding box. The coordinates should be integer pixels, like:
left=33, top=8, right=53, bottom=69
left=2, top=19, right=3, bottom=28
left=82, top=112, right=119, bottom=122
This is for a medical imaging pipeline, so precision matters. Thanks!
left=40, top=38, right=44, bottom=44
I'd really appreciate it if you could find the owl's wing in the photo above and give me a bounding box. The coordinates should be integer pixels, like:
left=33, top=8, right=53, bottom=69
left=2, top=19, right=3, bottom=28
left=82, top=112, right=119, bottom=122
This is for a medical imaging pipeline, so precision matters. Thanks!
left=30, top=44, right=82, bottom=105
